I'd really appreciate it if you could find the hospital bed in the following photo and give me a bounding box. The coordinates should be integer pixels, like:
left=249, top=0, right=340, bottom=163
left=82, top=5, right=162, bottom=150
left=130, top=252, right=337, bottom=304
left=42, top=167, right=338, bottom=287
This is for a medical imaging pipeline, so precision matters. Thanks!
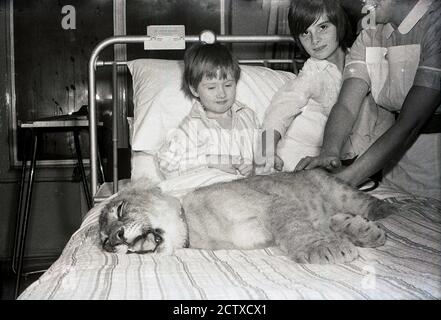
left=18, top=30, right=441, bottom=300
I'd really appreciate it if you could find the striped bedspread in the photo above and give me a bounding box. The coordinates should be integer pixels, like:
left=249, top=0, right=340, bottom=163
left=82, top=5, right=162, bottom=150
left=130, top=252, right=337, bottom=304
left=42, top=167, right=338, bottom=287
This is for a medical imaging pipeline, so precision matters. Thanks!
left=19, top=196, right=441, bottom=300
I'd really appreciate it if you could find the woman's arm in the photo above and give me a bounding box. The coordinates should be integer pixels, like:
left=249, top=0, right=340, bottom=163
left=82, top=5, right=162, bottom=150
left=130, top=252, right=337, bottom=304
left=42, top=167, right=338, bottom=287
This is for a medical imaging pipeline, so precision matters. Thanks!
left=337, top=86, right=441, bottom=186
left=295, top=77, right=369, bottom=171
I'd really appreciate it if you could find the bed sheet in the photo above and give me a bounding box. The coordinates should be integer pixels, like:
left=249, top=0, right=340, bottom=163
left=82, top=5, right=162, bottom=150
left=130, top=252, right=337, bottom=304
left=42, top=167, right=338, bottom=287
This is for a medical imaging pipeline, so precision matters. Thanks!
left=19, top=194, right=441, bottom=300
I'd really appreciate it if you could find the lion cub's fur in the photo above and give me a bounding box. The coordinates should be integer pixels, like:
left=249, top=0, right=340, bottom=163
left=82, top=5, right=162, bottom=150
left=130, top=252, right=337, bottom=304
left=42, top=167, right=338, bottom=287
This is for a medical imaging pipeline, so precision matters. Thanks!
left=99, top=169, right=396, bottom=264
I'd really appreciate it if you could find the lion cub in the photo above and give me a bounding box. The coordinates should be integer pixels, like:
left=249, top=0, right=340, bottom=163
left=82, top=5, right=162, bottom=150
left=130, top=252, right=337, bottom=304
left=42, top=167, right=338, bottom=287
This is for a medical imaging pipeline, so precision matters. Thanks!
left=99, top=169, right=395, bottom=264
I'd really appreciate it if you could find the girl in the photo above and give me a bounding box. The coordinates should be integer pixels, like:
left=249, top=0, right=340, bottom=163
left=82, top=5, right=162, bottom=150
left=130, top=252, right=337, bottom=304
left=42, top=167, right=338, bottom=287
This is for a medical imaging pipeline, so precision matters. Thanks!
left=262, top=0, right=363, bottom=172
left=157, top=43, right=259, bottom=195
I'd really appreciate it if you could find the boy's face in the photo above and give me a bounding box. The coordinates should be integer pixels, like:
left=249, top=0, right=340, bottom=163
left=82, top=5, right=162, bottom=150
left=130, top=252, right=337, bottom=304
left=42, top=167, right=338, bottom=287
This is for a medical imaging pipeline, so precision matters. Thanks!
left=191, top=71, right=237, bottom=116
left=299, top=14, right=340, bottom=62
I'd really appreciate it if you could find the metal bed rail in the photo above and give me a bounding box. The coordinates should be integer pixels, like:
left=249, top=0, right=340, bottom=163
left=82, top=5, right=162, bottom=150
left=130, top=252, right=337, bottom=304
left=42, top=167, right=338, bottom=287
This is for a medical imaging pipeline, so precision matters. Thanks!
left=88, top=31, right=295, bottom=202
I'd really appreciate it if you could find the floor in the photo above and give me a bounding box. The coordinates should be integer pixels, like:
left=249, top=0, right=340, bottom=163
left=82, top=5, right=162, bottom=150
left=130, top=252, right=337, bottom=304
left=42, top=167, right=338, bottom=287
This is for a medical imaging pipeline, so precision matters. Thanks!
left=0, top=258, right=55, bottom=300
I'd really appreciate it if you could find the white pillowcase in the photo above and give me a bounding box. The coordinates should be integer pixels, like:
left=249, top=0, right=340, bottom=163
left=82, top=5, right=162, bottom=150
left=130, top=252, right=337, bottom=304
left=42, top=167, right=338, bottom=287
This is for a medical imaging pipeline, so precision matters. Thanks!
left=127, top=58, right=296, bottom=180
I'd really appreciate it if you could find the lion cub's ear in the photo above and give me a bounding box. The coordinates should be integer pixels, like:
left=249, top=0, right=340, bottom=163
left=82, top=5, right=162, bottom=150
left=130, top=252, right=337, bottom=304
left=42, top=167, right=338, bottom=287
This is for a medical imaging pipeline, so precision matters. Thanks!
left=116, top=200, right=126, bottom=220
left=100, top=231, right=109, bottom=243
left=106, top=200, right=126, bottom=220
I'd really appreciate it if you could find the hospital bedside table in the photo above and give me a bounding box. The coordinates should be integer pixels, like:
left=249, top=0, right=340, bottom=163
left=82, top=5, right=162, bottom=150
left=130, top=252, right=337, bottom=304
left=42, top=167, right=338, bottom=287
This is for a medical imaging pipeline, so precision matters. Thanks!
left=12, top=116, right=103, bottom=298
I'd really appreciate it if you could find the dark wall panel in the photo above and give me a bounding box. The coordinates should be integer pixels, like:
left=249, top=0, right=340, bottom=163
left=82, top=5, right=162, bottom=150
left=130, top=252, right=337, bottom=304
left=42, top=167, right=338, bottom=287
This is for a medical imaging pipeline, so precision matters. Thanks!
left=14, top=0, right=114, bottom=160
left=126, top=0, right=221, bottom=60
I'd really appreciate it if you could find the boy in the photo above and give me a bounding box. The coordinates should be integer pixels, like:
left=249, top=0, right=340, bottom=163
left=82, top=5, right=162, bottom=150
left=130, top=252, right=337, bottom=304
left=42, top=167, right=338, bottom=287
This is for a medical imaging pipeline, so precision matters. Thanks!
left=157, top=43, right=259, bottom=193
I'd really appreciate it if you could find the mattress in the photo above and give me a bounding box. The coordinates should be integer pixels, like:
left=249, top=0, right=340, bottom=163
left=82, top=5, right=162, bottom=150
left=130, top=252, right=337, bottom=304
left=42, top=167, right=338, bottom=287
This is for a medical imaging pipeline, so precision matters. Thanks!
left=19, top=195, right=441, bottom=300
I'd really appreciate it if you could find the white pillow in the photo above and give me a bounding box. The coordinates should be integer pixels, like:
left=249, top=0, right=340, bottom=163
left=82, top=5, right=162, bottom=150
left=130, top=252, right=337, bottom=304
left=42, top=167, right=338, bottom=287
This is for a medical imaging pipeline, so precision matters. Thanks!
left=127, top=59, right=296, bottom=152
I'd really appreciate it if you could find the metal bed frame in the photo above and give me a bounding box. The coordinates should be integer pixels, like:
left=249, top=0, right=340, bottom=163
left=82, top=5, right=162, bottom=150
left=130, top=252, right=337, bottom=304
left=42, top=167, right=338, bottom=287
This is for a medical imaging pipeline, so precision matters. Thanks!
left=88, top=30, right=296, bottom=203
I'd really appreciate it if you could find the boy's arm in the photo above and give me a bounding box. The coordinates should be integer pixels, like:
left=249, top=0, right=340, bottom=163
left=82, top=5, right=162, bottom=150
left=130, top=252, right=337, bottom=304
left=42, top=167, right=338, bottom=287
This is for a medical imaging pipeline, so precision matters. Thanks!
left=157, top=133, right=186, bottom=177
left=157, top=121, right=209, bottom=177
left=206, top=107, right=259, bottom=176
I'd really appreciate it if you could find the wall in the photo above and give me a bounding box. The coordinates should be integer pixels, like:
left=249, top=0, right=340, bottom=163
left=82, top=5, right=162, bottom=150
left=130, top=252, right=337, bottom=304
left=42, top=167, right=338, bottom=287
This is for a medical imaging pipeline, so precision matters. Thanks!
left=126, top=0, right=221, bottom=60
left=230, top=0, right=271, bottom=59
left=0, top=0, right=111, bottom=262
left=14, top=0, right=114, bottom=162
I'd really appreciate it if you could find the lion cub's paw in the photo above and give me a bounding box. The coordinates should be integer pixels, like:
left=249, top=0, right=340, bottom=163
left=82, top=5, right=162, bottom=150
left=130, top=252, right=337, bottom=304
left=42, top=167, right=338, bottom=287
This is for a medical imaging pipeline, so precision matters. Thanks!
left=352, top=219, right=386, bottom=248
left=329, top=213, right=355, bottom=232
left=367, top=201, right=399, bottom=221
left=293, top=238, right=358, bottom=264
left=331, top=214, right=386, bottom=248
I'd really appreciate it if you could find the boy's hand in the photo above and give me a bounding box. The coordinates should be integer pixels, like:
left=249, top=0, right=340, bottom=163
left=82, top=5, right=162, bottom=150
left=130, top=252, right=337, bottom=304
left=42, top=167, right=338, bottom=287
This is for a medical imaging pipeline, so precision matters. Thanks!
left=206, top=154, right=238, bottom=175
left=210, top=164, right=238, bottom=175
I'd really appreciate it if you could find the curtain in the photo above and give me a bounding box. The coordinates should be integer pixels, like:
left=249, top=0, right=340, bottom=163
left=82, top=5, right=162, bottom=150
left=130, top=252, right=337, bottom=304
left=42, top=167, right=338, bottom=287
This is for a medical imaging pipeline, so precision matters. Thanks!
left=263, top=0, right=300, bottom=72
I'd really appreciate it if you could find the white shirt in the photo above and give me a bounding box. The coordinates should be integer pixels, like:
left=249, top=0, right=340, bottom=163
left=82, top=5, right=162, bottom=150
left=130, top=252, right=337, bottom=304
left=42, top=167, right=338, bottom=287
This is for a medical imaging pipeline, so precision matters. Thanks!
left=157, top=100, right=260, bottom=178
left=344, top=0, right=441, bottom=200
left=262, top=58, right=343, bottom=170
left=263, top=57, right=342, bottom=140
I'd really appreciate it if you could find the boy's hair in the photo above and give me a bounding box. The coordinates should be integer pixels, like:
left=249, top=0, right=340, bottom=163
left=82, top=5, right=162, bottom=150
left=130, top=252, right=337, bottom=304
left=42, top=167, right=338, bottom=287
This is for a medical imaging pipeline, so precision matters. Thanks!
left=182, top=43, right=241, bottom=99
left=288, top=0, right=354, bottom=52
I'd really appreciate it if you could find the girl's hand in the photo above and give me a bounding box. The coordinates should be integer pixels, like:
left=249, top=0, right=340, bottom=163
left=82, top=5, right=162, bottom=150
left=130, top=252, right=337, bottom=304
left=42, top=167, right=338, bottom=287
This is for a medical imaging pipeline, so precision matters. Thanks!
left=235, top=163, right=254, bottom=177
left=262, top=153, right=284, bottom=173
left=274, top=154, right=284, bottom=171
left=294, top=154, right=341, bottom=172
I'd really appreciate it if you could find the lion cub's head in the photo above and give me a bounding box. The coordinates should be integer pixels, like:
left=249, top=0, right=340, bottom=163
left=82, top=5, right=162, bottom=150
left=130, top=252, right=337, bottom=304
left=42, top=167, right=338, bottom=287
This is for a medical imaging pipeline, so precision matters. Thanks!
left=99, top=180, right=188, bottom=255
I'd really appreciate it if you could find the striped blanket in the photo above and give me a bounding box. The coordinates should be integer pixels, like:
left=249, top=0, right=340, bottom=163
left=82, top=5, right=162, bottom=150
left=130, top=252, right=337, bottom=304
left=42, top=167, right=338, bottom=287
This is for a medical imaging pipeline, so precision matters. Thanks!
left=19, top=195, right=441, bottom=300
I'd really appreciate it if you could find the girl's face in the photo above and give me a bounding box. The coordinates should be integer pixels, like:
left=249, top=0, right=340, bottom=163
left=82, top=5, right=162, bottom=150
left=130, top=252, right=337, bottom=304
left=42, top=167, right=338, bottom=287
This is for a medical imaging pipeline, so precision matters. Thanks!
left=191, top=71, right=237, bottom=117
left=299, top=14, right=340, bottom=62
